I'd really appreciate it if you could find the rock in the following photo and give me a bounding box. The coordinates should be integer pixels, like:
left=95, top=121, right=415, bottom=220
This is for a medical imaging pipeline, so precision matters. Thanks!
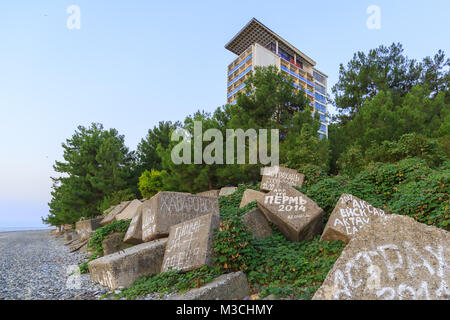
left=260, top=166, right=305, bottom=192
left=161, top=213, right=219, bottom=272
left=115, top=199, right=142, bottom=221
left=240, top=189, right=265, bottom=208
left=142, top=192, right=220, bottom=242
left=123, top=209, right=143, bottom=244
left=64, top=238, right=78, bottom=246
left=167, top=272, right=250, bottom=300
left=53, top=225, right=63, bottom=236
left=197, top=190, right=220, bottom=198
left=100, top=201, right=130, bottom=226
left=103, top=205, right=115, bottom=214
left=313, top=214, right=450, bottom=300
left=88, top=238, right=168, bottom=290
left=263, top=294, right=277, bottom=300
left=75, top=217, right=103, bottom=241
left=243, top=209, right=273, bottom=239
left=62, top=224, right=73, bottom=232
left=64, top=231, right=77, bottom=241
left=70, top=239, right=88, bottom=253
left=102, top=232, right=129, bottom=256
left=320, top=194, right=387, bottom=243
left=219, top=187, right=237, bottom=196
left=257, top=184, right=323, bottom=242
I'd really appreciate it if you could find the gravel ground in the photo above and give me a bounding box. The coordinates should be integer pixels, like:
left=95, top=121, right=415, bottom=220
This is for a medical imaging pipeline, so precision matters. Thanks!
left=0, top=230, right=110, bottom=300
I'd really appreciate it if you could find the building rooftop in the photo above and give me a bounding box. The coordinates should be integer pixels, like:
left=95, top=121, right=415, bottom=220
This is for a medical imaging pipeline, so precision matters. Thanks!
left=225, top=18, right=316, bottom=67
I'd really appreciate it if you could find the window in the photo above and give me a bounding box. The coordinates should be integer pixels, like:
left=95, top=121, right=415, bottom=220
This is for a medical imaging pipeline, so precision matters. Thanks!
left=313, top=70, right=326, bottom=84
left=315, top=83, right=326, bottom=95
left=315, top=92, right=326, bottom=104
left=315, top=102, right=326, bottom=114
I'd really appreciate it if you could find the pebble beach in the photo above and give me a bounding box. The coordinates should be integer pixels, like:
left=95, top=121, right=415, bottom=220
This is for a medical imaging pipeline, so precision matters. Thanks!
left=0, top=230, right=109, bottom=300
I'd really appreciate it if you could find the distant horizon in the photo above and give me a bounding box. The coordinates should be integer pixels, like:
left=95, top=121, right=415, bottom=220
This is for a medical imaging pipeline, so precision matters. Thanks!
left=0, top=226, right=53, bottom=232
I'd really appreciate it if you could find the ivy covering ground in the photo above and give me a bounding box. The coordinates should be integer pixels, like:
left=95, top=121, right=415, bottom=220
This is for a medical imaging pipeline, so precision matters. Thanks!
left=112, top=185, right=345, bottom=300
left=102, top=158, right=449, bottom=299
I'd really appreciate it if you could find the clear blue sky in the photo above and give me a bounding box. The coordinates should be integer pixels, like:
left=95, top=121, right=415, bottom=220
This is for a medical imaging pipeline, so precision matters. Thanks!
left=0, top=0, right=449, bottom=229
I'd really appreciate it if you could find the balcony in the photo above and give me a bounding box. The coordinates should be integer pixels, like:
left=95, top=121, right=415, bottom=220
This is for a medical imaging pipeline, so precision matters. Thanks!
left=227, top=83, right=246, bottom=98
left=228, top=54, right=252, bottom=76
left=228, top=66, right=252, bottom=87
left=228, top=47, right=252, bottom=72
left=280, top=65, right=307, bottom=84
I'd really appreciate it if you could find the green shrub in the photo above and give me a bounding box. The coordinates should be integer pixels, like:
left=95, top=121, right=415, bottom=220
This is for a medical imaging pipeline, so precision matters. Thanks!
left=138, top=169, right=169, bottom=199
left=110, top=267, right=222, bottom=299
left=298, top=164, right=328, bottom=188
left=302, top=157, right=449, bottom=228
left=365, top=133, right=445, bottom=168
left=248, top=232, right=345, bottom=299
left=299, top=175, right=349, bottom=220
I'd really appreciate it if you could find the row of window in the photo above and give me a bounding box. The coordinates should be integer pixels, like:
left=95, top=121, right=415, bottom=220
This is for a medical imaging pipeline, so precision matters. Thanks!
left=228, top=66, right=252, bottom=87
left=313, top=70, right=326, bottom=85
left=315, top=83, right=326, bottom=95
left=228, top=54, right=252, bottom=76
left=315, top=102, right=326, bottom=114
left=280, top=66, right=308, bottom=86
left=315, top=92, right=326, bottom=104
left=227, top=83, right=246, bottom=98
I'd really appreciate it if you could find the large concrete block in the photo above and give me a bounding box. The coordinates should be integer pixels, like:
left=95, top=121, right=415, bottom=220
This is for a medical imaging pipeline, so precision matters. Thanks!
left=102, top=232, right=128, bottom=256
left=100, top=201, right=130, bottom=226
left=260, top=166, right=305, bottom=192
left=313, top=215, right=450, bottom=300
left=142, top=192, right=219, bottom=242
left=320, top=194, right=387, bottom=243
left=197, top=190, right=220, bottom=198
left=167, top=272, right=250, bottom=300
left=62, top=224, right=73, bottom=232
left=243, top=209, right=273, bottom=240
left=115, top=199, right=142, bottom=221
left=219, top=187, right=237, bottom=197
left=123, top=209, right=143, bottom=245
left=161, top=213, right=219, bottom=273
left=75, top=217, right=103, bottom=241
left=240, top=189, right=265, bottom=208
left=257, top=184, right=323, bottom=242
left=103, top=205, right=115, bottom=214
left=88, top=238, right=168, bottom=290
left=64, top=231, right=77, bottom=242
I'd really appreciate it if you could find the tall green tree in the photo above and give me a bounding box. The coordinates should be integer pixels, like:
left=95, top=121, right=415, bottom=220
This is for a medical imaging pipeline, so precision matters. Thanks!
left=332, top=43, right=422, bottom=121
left=421, top=50, right=450, bottom=98
left=43, top=123, right=137, bottom=225
left=136, top=121, right=180, bottom=173
left=229, top=65, right=310, bottom=132
left=159, top=110, right=226, bottom=192
left=281, top=107, right=329, bottom=171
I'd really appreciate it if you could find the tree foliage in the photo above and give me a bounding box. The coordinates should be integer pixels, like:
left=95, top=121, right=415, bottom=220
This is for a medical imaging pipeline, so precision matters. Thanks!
left=43, top=123, right=138, bottom=225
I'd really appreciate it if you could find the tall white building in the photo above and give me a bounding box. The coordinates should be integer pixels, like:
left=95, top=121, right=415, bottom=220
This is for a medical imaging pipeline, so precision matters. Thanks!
left=225, top=18, right=328, bottom=137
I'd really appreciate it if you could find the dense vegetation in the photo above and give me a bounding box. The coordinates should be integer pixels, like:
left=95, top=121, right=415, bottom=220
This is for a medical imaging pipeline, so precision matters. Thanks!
left=45, top=43, right=448, bottom=298
left=112, top=187, right=345, bottom=300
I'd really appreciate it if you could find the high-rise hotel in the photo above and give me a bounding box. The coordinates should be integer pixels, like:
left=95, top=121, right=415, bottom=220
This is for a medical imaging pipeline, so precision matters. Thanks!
left=225, top=18, right=328, bottom=137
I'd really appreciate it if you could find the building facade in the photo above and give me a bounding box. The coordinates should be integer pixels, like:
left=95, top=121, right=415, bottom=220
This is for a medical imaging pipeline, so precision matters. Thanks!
left=225, top=18, right=328, bottom=137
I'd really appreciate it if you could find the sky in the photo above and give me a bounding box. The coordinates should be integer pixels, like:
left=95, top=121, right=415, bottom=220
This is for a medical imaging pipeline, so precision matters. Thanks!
left=0, top=0, right=449, bottom=229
